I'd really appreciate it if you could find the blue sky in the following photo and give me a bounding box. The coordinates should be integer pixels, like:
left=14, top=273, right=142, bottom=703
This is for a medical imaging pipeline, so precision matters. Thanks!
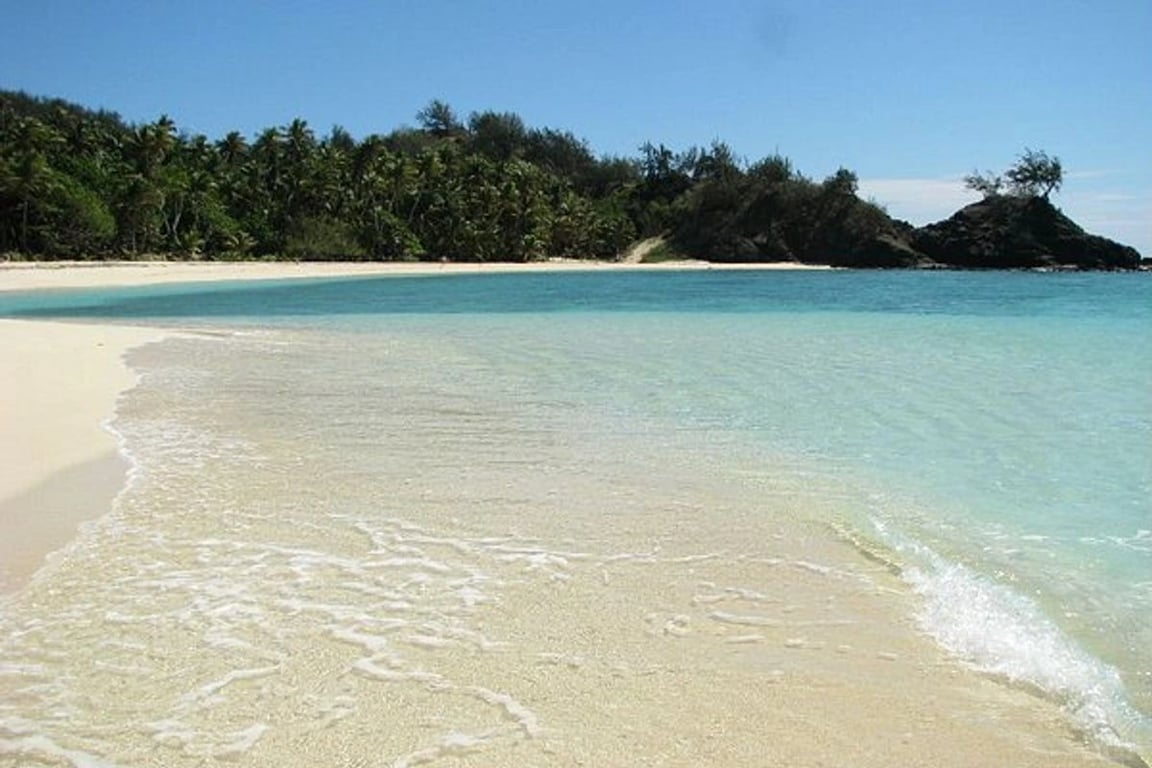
left=2, top=0, right=1149, bottom=254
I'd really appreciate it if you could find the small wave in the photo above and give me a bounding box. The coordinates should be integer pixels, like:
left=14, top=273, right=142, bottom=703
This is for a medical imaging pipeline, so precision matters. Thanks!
left=877, top=522, right=1151, bottom=757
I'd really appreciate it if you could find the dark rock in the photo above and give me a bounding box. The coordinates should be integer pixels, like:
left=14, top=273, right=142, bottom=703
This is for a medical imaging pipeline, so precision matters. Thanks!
left=911, top=196, right=1141, bottom=270
left=674, top=180, right=1141, bottom=270
left=697, top=234, right=765, bottom=263
left=838, top=234, right=929, bottom=268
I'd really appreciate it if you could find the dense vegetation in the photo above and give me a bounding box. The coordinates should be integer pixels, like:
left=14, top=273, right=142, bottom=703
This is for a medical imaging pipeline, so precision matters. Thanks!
left=0, top=90, right=898, bottom=263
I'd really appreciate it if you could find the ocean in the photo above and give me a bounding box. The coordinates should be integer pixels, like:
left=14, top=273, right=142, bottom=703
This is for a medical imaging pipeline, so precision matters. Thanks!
left=0, top=269, right=1149, bottom=765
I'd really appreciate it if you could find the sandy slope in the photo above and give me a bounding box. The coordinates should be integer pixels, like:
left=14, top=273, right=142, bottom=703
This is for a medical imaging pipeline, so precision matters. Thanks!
left=0, top=319, right=169, bottom=590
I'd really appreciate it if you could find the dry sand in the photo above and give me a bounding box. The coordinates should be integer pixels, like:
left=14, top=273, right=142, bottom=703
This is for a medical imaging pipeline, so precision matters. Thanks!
left=0, top=319, right=169, bottom=590
left=0, top=257, right=831, bottom=293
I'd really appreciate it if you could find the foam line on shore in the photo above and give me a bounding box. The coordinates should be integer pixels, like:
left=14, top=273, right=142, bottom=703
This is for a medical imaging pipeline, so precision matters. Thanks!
left=871, top=518, right=1152, bottom=760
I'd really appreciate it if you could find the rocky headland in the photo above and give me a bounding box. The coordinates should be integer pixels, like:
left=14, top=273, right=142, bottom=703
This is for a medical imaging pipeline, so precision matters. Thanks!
left=710, top=195, right=1145, bottom=271
left=905, top=196, right=1142, bottom=270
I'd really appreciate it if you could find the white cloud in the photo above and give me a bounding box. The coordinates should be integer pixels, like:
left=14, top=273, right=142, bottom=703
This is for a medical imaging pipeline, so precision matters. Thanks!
left=856, top=177, right=979, bottom=225
left=1060, top=191, right=1152, bottom=258
left=1085, top=193, right=1138, bottom=203
left=1063, top=169, right=1117, bottom=181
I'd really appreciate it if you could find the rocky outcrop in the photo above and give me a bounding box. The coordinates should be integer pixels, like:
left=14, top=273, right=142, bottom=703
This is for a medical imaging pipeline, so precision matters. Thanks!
left=909, top=196, right=1141, bottom=270
left=832, top=232, right=929, bottom=268
left=663, top=188, right=1141, bottom=270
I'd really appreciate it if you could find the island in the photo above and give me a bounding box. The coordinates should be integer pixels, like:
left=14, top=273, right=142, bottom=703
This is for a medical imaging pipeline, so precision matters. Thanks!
left=1, top=91, right=1143, bottom=270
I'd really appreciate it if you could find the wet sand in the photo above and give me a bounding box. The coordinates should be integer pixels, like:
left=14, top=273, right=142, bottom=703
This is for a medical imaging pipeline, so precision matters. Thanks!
left=0, top=260, right=818, bottom=587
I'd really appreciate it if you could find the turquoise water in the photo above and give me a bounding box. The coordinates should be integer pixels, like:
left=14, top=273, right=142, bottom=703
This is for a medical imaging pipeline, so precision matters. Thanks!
left=1, top=269, right=1149, bottom=759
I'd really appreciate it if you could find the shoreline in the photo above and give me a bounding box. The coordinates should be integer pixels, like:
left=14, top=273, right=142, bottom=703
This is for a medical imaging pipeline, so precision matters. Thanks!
left=0, top=318, right=170, bottom=592
left=0, top=263, right=1139, bottom=765
left=0, top=260, right=818, bottom=591
left=0, top=258, right=833, bottom=293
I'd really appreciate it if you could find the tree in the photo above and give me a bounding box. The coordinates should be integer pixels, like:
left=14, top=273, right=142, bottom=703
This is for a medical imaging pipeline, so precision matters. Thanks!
left=525, top=128, right=596, bottom=184
left=467, top=110, right=527, bottom=162
left=965, top=149, right=1062, bottom=201
left=0, top=116, right=62, bottom=251
left=1005, top=148, right=1062, bottom=199
left=415, top=99, right=463, bottom=139
left=748, top=154, right=794, bottom=185
left=217, top=131, right=248, bottom=165
left=963, top=170, right=1003, bottom=198
left=822, top=167, right=858, bottom=198
left=693, top=140, right=742, bottom=185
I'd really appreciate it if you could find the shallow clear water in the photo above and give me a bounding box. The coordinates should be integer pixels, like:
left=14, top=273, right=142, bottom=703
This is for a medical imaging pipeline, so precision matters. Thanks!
left=1, top=269, right=1149, bottom=762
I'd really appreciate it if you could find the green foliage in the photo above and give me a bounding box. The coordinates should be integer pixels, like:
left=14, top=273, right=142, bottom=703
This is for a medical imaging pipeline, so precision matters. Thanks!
left=39, top=171, right=116, bottom=255
left=748, top=154, right=794, bottom=184
left=0, top=88, right=936, bottom=265
left=967, top=149, right=1062, bottom=201
left=284, top=216, right=366, bottom=261
left=415, top=100, right=464, bottom=139
left=1005, top=148, right=1062, bottom=199
left=963, top=170, right=1004, bottom=198
left=664, top=157, right=895, bottom=265
left=467, top=111, right=528, bottom=162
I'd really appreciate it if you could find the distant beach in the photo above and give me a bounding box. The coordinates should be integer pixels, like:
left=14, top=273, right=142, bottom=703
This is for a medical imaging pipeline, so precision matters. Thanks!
left=0, top=258, right=833, bottom=291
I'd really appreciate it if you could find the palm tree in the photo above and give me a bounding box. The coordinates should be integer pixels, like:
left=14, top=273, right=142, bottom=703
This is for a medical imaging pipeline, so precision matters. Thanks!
left=1, top=117, right=62, bottom=251
left=216, top=131, right=248, bottom=166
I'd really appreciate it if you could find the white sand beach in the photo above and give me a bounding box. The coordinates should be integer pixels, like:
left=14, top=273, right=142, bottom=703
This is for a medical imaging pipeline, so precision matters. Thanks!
left=0, top=257, right=832, bottom=293
left=0, top=319, right=169, bottom=590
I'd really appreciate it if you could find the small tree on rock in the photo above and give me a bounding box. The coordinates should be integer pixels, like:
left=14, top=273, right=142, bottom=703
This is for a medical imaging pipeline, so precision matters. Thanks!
left=963, top=170, right=1003, bottom=198
left=1005, top=148, right=1062, bottom=199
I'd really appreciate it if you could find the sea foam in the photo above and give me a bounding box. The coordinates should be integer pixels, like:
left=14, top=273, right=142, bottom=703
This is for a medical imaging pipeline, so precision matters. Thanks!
left=897, top=537, right=1150, bottom=753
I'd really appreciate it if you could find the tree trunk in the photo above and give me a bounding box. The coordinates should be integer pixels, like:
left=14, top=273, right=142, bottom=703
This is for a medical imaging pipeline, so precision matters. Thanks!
left=20, top=198, right=28, bottom=253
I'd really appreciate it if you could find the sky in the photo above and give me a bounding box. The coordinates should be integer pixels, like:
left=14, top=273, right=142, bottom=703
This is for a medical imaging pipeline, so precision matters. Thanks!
left=2, top=0, right=1149, bottom=255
